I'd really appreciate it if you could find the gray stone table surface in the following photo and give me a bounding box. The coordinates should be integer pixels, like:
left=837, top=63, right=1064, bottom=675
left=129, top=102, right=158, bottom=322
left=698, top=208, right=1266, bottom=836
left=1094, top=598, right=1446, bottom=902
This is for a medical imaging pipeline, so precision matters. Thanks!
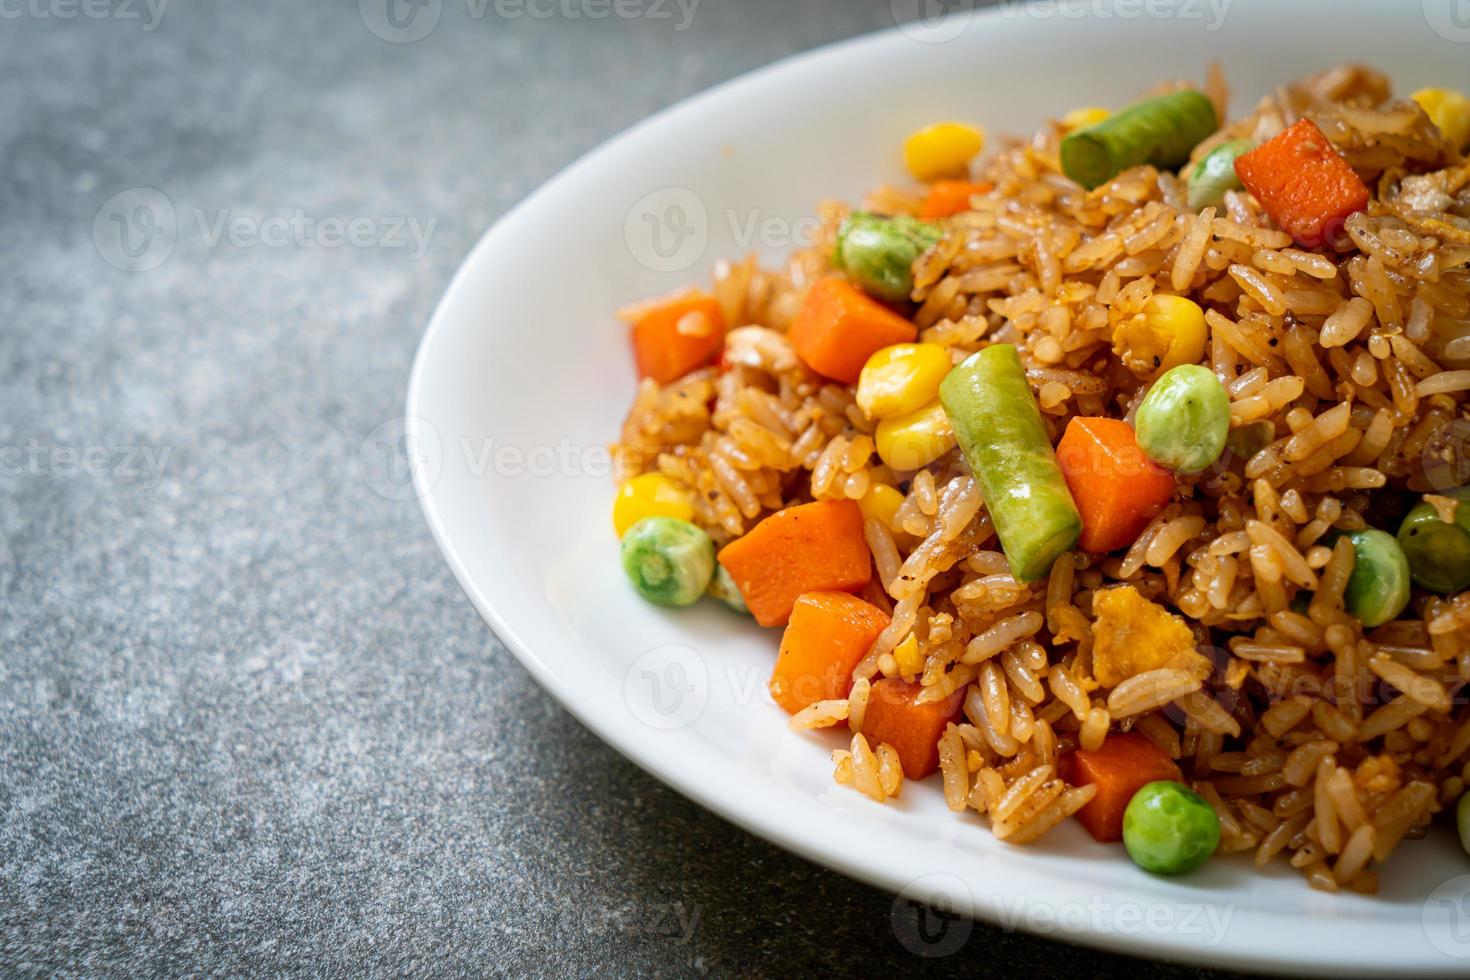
left=0, top=1, right=1244, bottom=975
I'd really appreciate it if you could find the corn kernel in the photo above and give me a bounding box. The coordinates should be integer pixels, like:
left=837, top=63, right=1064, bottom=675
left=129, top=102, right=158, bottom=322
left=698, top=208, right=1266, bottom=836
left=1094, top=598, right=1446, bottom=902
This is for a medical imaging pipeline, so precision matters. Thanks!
left=1113, top=293, right=1206, bottom=378
left=875, top=399, right=957, bottom=471
left=612, top=473, right=694, bottom=537
left=858, top=483, right=905, bottom=531
left=903, top=121, right=985, bottom=182
left=893, top=632, right=923, bottom=677
left=856, top=343, right=953, bottom=420
left=1061, top=106, right=1110, bottom=131
left=1412, top=88, right=1470, bottom=149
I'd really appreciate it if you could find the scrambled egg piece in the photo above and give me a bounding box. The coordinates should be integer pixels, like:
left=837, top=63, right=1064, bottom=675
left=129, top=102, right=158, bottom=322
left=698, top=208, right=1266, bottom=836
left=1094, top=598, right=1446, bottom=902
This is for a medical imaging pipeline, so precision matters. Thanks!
left=1091, top=585, right=1199, bottom=688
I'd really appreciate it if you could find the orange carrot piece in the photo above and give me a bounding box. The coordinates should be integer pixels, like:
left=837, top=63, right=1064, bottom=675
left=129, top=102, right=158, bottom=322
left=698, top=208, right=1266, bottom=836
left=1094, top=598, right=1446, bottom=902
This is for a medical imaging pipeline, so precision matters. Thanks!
left=787, top=277, right=917, bottom=384
left=1068, top=732, right=1183, bottom=842
left=1233, top=118, right=1368, bottom=249
left=630, top=290, right=726, bottom=384
left=918, top=180, right=994, bottom=219
left=858, top=678, right=964, bottom=779
left=717, top=499, right=871, bottom=627
left=770, top=591, right=890, bottom=714
left=1056, top=417, right=1175, bottom=554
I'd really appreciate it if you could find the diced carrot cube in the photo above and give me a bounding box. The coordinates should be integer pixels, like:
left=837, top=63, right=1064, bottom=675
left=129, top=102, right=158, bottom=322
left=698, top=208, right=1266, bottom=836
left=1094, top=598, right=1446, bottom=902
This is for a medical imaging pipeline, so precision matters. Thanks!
left=918, top=180, right=993, bottom=219
left=716, top=499, right=871, bottom=627
left=630, top=291, right=726, bottom=384
left=770, top=591, right=890, bottom=714
left=1069, top=732, right=1183, bottom=842
left=788, top=277, right=917, bottom=384
left=858, top=678, right=964, bottom=779
left=1233, top=118, right=1369, bottom=249
left=1056, top=417, right=1175, bottom=554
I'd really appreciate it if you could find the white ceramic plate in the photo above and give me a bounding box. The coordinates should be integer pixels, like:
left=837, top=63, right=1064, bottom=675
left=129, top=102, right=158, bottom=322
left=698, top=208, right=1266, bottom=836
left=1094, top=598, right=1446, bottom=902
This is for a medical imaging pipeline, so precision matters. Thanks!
left=408, top=2, right=1470, bottom=972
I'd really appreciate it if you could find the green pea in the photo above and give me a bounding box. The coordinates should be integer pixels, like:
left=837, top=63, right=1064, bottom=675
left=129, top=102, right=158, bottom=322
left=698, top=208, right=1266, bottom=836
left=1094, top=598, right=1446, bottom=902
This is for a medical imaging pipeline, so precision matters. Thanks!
left=1134, top=365, right=1230, bottom=474
left=1123, top=780, right=1220, bottom=875
left=707, top=564, right=751, bottom=615
left=1397, top=489, right=1470, bottom=594
left=620, top=517, right=715, bottom=606
left=1186, top=138, right=1253, bottom=210
left=1342, top=528, right=1411, bottom=628
left=1458, top=791, right=1470, bottom=857
left=834, top=212, right=942, bottom=303
left=1060, top=89, right=1219, bottom=190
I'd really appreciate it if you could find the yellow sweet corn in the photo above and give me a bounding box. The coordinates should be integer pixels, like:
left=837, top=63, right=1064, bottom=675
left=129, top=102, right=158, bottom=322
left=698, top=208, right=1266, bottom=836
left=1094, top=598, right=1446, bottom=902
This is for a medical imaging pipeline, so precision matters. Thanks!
left=893, top=633, right=923, bottom=676
left=1113, top=293, right=1207, bottom=378
left=612, top=473, right=694, bottom=537
left=875, top=400, right=957, bottom=471
left=1061, top=106, right=1110, bottom=131
left=857, top=483, right=905, bottom=531
left=1412, top=88, right=1470, bottom=150
left=856, top=343, right=953, bottom=420
left=903, top=122, right=985, bottom=182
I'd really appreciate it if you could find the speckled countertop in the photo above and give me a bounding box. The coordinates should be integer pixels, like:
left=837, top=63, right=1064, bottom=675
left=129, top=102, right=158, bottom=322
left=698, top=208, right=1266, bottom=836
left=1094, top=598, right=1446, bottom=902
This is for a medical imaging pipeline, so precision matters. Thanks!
left=0, top=1, right=1240, bottom=974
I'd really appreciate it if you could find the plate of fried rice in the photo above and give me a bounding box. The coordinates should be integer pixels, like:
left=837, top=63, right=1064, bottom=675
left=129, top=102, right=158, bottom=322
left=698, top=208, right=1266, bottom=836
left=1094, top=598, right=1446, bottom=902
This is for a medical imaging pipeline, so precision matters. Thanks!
left=409, top=1, right=1470, bottom=971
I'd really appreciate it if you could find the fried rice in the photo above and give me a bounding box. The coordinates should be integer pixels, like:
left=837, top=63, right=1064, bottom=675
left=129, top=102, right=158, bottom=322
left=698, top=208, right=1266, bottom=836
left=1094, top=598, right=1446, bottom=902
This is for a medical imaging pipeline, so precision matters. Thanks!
left=614, top=64, right=1470, bottom=892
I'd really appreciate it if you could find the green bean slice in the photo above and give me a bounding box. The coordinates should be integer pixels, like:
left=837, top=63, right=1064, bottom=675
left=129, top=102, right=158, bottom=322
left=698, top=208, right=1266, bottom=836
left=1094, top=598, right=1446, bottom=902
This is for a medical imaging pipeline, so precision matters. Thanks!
left=939, top=345, right=1081, bottom=582
left=1061, top=89, right=1219, bottom=190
